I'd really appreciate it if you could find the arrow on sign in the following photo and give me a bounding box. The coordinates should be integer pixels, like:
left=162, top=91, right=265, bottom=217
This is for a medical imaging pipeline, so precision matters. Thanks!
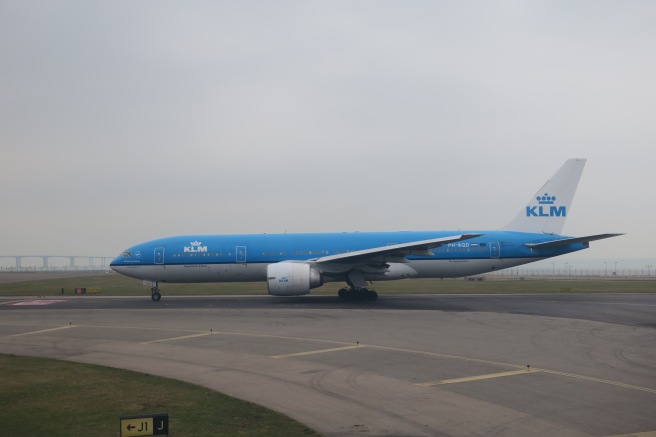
left=120, top=413, right=167, bottom=436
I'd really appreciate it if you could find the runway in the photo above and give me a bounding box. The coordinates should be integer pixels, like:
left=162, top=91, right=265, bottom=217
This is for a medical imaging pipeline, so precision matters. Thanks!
left=1, top=293, right=655, bottom=436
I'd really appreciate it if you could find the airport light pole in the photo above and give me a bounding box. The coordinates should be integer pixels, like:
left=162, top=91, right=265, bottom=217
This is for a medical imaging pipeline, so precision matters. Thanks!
left=647, top=265, right=653, bottom=277
left=615, top=261, right=618, bottom=276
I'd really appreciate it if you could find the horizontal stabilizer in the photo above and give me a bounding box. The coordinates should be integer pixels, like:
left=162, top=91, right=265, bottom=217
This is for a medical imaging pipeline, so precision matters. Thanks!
left=525, top=233, right=624, bottom=249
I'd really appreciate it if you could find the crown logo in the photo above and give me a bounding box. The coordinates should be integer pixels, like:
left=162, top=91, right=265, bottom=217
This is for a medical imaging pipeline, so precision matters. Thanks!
left=190, top=241, right=202, bottom=246
left=536, top=193, right=556, bottom=204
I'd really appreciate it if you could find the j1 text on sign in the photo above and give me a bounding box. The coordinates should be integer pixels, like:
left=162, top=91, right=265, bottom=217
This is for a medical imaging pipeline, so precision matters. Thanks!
left=120, top=413, right=168, bottom=437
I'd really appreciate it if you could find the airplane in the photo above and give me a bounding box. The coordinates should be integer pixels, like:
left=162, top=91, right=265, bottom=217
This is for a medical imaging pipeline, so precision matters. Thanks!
left=110, top=159, right=622, bottom=301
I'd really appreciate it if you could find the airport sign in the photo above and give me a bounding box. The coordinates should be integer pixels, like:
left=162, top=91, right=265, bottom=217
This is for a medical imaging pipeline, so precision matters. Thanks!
left=120, top=413, right=168, bottom=437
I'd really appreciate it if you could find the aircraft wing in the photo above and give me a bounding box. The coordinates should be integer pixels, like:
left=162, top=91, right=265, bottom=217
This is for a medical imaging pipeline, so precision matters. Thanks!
left=525, top=233, right=624, bottom=249
left=315, top=233, right=483, bottom=265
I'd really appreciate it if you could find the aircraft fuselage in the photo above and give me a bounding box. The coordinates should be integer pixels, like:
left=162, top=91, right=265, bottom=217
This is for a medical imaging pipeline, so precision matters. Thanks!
left=110, top=230, right=582, bottom=284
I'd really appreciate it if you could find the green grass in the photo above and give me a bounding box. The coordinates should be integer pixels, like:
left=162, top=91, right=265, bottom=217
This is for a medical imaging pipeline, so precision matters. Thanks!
left=0, top=354, right=320, bottom=437
left=0, top=273, right=654, bottom=296
left=0, top=273, right=271, bottom=296
left=373, top=277, right=656, bottom=294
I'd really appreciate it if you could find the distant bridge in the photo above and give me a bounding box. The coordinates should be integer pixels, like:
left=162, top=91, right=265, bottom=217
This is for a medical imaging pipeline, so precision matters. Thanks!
left=0, top=255, right=114, bottom=270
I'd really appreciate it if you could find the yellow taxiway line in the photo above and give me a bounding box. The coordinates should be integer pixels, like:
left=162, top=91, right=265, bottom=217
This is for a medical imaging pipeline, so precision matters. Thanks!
left=604, top=431, right=656, bottom=437
left=417, top=369, right=539, bottom=387
left=272, top=344, right=363, bottom=359
left=10, top=325, right=77, bottom=337
left=540, top=369, right=656, bottom=395
left=141, top=332, right=215, bottom=344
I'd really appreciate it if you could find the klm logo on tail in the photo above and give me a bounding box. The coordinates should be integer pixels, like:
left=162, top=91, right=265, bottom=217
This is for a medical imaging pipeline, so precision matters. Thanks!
left=526, top=193, right=566, bottom=217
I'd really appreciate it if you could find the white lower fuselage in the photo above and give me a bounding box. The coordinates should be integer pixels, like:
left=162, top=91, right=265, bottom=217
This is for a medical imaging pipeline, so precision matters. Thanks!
left=113, top=257, right=546, bottom=285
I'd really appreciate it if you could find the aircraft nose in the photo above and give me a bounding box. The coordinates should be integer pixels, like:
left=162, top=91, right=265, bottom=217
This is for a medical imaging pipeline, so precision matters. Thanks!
left=109, top=254, right=123, bottom=272
left=110, top=248, right=133, bottom=272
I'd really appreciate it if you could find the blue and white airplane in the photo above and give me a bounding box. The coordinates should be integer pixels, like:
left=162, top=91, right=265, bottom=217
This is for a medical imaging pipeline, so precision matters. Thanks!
left=111, top=159, right=621, bottom=301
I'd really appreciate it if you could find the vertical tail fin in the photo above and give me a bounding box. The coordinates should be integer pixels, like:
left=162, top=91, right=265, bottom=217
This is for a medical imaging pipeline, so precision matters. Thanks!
left=503, top=159, right=586, bottom=235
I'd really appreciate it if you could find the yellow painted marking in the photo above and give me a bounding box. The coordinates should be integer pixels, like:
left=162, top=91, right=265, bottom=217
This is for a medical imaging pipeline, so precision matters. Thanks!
left=8, top=321, right=654, bottom=397
left=206, top=330, right=357, bottom=347
left=272, top=344, right=363, bottom=359
left=10, top=325, right=77, bottom=337
left=141, top=331, right=215, bottom=344
left=604, top=431, right=656, bottom=437
left=371, top=344, right=526, bottom=370
left=417, top=369, right=539, bottom=387
left=120, top=417, right=153, bottom=437
left=539, top=369, right=656, bottom=395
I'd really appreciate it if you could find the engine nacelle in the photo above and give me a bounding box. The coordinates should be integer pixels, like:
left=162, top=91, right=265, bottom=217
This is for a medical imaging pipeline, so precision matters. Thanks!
left=267, top=262, right=323, bottom=296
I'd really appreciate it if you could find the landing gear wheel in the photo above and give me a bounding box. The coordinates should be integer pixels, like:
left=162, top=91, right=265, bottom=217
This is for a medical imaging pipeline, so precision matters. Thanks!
left=337, top=287, right=378, bottom=302
left=151, top=286, right=161, bottom=301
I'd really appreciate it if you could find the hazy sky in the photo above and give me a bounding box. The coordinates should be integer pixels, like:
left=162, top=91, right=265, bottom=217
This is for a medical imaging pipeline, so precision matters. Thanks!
left=1, top=1, right=654, bottom=265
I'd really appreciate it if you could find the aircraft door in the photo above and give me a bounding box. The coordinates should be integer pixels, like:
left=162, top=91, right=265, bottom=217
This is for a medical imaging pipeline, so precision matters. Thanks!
left=490, top=242, right=500, bottom=258
left=236, top=246, right=247, bottom=263
left=154, top=247, right=165, bottom=264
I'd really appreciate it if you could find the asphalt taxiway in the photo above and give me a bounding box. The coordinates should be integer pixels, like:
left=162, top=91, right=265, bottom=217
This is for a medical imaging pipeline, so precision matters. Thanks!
left=1, top=293, right=655, bottom=436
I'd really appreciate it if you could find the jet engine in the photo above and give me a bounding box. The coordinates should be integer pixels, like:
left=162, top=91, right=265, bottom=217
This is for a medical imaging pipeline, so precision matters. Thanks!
left=267, top=262, right=323, bottom=296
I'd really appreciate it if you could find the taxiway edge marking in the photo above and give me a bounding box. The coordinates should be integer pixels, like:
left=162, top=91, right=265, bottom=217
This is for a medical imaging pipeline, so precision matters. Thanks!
left=539, top=369, right=656, bottom=395
left=141, top=332, right=215, bottom=344
left=272, top=344, right=363, bottom=359
left=10, top=325, right=77, bottom=337
left=417, top=369, right=540, bottom=386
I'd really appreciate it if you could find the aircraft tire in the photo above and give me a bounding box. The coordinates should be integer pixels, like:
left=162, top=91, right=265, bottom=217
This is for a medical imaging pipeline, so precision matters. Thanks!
left=152, top=292, right=161, bottom=301
left=338, top=288, right=377, bottom=302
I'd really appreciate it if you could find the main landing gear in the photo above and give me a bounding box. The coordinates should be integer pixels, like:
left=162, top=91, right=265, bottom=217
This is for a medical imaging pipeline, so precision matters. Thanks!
left=338, top=287, right=378, bottom=301
left=151, top=286, right=161, bottom=301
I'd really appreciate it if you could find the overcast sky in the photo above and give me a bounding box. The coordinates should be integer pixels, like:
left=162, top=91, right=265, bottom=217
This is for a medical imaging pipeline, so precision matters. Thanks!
left=1, top=1, right=654, bottom=265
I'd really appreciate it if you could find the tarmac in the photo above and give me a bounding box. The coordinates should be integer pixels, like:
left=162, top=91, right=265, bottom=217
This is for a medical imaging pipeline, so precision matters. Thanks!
left=1, top=293, right=655, bottom=436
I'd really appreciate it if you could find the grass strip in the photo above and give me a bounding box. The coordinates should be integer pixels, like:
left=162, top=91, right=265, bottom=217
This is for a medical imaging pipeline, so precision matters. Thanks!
left=0, top=273, right=654, bottom=297
left=0, top=354, right=320, bottom=437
